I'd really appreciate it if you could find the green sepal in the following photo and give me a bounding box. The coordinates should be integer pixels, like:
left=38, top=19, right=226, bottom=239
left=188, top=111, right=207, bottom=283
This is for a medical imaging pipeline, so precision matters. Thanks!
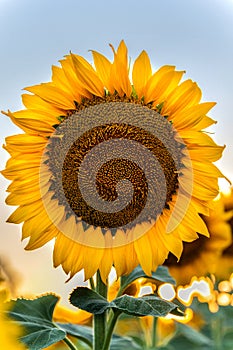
left=156, top=101, right=164, bottom=113
left=57, top=115, right=65, bottom=122
left=8, top=294, right=66, bottom=350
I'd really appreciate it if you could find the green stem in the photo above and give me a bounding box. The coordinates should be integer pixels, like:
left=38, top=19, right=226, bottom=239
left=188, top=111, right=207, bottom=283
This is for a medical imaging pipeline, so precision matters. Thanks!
left=89, top=276, right=95, bottom=290
left=102, top=311, right=121, bottom=350
left=94, top=270, right=108, bottom=350
left=63, top=336, right=78, bottom=350
left=151, top=317, right=158, bottom=349
left=211, top=316, right=222, bottom=350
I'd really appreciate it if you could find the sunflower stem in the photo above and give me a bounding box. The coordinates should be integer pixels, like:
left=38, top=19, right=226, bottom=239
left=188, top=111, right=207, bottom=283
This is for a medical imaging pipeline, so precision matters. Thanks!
left=89, top=276, right=95, bottom=290
left=211, top=316, right=222, bottom=350
left=93, top=270, right=108, bottom=350
left=102, top=310, right=121, bottom=350
left=63, top=336, right=78, bottom=350
left=151, top=317, right=158, bottom=349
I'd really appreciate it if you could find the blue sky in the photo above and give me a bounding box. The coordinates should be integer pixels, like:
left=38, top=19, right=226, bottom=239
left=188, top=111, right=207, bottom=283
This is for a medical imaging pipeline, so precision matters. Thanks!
left=0, top=0, right=233, bottom=301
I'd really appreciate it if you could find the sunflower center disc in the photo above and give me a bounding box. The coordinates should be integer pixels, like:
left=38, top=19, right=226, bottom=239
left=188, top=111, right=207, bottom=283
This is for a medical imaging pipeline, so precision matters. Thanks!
left=43, top=101, right=184, bottom=241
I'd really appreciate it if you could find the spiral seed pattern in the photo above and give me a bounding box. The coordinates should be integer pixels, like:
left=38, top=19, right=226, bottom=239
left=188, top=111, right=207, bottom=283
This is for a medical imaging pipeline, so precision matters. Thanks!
left=42, top=101, right=185, bottom=240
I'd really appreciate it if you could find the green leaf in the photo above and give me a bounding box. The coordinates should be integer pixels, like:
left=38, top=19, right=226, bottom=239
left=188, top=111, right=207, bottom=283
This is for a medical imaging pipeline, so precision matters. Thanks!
left=223, top=329, right=233, bottom=349
left=57, top=323, right=93, bottom=348
left=168, top=336, right=212, bottom=350
left=69, top=287, right=110, bottom=314
left=120, top=265, right=176, bottom=295
left=8, top=294, right=66, bottom=350
left=110, top=294, right=182, bottom=317
left=110, top=335, right=142, bottom=350
left=175, top=323, right=212, bottom=346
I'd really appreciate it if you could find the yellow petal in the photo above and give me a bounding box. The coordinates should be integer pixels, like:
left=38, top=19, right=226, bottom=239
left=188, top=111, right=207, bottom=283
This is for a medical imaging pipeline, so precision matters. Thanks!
left=162, top=80, right=202, bottom=116
left=7, top=200, right=44, bottom=224
left=192, top=116, right=217, bottom=130
left=60, top=56, right=91, bottom=100
left=179, top=130, right=220, bottom=147
left=24, top=83, right=75, bottom=109
left=181, top=201, right=210, bottom=237
left=158, top=70, right=185, bottom=102
left=6, top=190, right=42, bottom=206
left=13, top=108, right=58, bottom=125
left=71, top=53, right=104, bottom=97
left=156, top=216, right=184, bottom=259
left=22, top=213, right=53, bottom=240
left=52, top=65, right=77, bottom=98
left=22, top=93, right=63, bottom=114
left=109, top=40, right=132, bottom=97
left=134, top=232, right=153, bottom=276
left=53, top=233, right=75, bottom=266
left=1, top=166, right=39, bottom=180
left=82, top=231, right=105, bottom=280
left=25, top=226, right=57, bottom=250
left=2, top=110, right=54, bottom=135
left=112, top=231, right=127, bottom=277
left=172, top=102, right=216, bottom=130
left=144, top=65, right=175, bottom=103
left=132, top=50, right=152, bottom=99
left=99, top=231, right=114, bottom=282
left=91, top=50, right=113, bottom=93
left=188, top=145, right=225, bottom=162
left=4, top=134, right=47, bottom=155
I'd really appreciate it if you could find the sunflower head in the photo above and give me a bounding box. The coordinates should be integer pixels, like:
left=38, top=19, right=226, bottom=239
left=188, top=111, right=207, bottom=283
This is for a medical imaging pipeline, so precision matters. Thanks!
left=164, top=192, right=233, bottom=285
left=0, top=298, right=26, bottom=350
left=214, top=188, right=233, bottom=280
left=1, top=40, right=225, bottom=281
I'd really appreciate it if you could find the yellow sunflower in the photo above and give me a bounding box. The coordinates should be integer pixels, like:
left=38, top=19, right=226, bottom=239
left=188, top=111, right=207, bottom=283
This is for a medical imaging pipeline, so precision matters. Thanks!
left=164, top=193, right=233, bottom=285
left=0, top=256, right=22, bottom=298
left=215, top=188, right=233, bottom=280
left=2, top=40, right=225, bottom=282
left=0, top=293, right=26, bottom=350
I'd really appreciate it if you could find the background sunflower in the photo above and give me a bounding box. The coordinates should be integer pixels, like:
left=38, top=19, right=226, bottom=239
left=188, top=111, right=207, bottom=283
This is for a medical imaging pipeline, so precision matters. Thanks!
left=164, top=192, right=233, bottom=285
left=215, top=188, right=233, bottom=280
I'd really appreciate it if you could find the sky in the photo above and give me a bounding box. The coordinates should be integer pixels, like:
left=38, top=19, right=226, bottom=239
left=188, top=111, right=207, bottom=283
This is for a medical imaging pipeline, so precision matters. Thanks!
left=0, top=0, right=233, bottom=304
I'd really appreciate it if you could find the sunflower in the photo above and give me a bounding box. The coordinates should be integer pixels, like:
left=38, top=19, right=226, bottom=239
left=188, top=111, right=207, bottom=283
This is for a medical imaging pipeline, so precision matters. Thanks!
left=2, top=40, right=225, bottom=282
left=0, top=293, right=26, bottom=350
left=0, top=256, right=22, bottom=298
left=164, top=193, right=233, bottom=285
left=214, top=188, right=233, bottom=280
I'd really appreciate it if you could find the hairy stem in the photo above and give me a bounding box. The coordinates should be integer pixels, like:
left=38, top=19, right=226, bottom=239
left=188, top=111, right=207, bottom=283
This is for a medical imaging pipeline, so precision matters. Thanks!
left=93, top=270, right=108, bottom=350
left=63, top=336, right=78, bottom=350
left=151, top=317, right=158, bottom=348
left=102, top=311, right=121, bottom=350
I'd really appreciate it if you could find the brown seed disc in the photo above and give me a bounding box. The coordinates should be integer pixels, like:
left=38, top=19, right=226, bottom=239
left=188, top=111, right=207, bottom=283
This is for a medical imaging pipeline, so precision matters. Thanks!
left=45, top=101, right=184, bottom=235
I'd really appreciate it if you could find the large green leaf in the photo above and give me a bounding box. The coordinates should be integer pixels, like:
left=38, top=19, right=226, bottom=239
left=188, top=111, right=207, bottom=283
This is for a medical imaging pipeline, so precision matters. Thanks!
left=164, top=321, right=213, bottom=350
left=167, top=336, right=212, bottom=350
left=8, top=294, right=66, bottom=350
left=175, top=323, right=212, bottom=346
left=223, top=329, right=233, bottom=350
left=69, top=287, right=110, bottom=314
left=110, top=335, right=142, bottom=350
left=110, top=294, right=183, bottom=317
left=57, top=323, right=93, bottom=348
left=120, top=265, right=176, bottom=295
left=70, top=286, right=183, bottom=319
